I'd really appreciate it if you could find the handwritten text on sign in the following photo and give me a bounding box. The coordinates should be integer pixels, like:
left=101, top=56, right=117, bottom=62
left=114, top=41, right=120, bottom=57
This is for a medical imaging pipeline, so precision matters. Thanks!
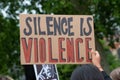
left=20, top=15, right=95, bottom=64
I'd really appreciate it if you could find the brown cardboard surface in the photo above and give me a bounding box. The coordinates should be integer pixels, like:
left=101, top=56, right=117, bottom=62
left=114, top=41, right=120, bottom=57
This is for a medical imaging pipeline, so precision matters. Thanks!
left=20, top=14, right=95, bottom=64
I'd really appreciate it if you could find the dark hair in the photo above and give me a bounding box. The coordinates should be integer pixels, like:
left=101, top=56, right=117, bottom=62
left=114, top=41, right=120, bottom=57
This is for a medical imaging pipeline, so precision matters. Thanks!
left=110, top=67, right=120, bottom=80
left=70, top=64, right=104, bottom=80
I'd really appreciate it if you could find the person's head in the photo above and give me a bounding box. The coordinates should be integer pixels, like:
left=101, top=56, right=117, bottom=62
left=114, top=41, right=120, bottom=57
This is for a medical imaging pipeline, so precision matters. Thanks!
left=70, top=64, right=104, bottom=80
left=42, top=64, right=54, bottom=78
left=110, top=67, right=120, bottom=80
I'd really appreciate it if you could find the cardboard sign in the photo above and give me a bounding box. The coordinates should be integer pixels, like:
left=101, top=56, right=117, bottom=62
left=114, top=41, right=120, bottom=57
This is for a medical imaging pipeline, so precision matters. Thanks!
left=33, top=64, right=59, bottom=80
left=20, top=14, right=95, bottom=64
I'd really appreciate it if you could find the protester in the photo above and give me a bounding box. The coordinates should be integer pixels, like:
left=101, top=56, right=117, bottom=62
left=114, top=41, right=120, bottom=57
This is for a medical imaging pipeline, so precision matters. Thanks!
left=70, top=50, right=112, bottom=80
left=110, top=67, right=120, bottom=80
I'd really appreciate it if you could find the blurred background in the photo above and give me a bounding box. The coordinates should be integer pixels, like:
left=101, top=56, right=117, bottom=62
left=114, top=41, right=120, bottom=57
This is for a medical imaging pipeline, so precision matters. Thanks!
left=0, top=0, right=120, bottom=80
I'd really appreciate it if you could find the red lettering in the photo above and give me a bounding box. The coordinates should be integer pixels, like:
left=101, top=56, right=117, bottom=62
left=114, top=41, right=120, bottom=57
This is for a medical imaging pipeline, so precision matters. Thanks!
left=34, top=38, right=38, bottom=62
left=21, top=38, right=32, bottom=63
left=85, top=37, right=92, bottom=62
left=66, top=38, right=75, bottom=62
left=58, top=38, right=66, bottom=62
left=75, top=38, right=84, bottom=62
left=21, top=37, right=93, bottom=64
left=48, top=38, right=58, bottom=63
left=39, top=38, right=46, bottom=63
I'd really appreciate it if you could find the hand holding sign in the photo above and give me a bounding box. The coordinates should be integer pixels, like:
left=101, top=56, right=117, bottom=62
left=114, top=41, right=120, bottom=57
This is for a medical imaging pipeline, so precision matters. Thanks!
left=91, top=50, right=103, bottom=71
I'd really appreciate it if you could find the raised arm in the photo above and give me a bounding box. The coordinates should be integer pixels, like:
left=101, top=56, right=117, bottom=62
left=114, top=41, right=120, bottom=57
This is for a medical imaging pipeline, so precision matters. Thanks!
left=91, top=50, right=112, bottom=80
left=91, top=50, right=103, bottom=71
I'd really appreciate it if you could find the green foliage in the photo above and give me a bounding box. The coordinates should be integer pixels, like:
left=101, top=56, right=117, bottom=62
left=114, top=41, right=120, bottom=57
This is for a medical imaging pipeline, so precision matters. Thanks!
left=105, top=53, right=120, bottom=71
left=41, top=0, right=77, bottom=14
left=98, top=38, right=120, bottom=72
left=0, top=15, right=23, bottom=79
left=94, top=0, right=120, bottom=39
left=57, top=64, right=78, bottom=80
left=0, top=0, right=120, bottom=80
